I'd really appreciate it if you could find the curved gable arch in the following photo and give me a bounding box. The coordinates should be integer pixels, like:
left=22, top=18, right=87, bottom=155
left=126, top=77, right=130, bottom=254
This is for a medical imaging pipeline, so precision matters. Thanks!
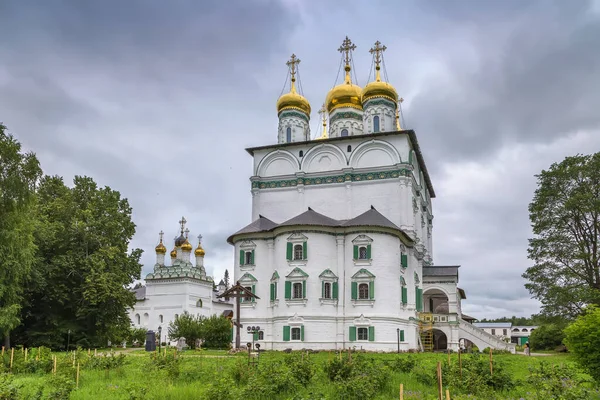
left=349, top=140, right=401, bottom=169
left=301, top=144, right=347, bottom=173
left=256, top=149, right=299, bottom=177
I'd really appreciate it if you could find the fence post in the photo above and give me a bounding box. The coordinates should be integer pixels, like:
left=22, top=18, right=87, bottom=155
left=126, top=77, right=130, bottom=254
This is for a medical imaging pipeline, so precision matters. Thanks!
left=437, top=361, right=443, bottom=400
left=458, top=349, right=462, bottom=380
left=10, top=348, right=14, bottom=370
left=489, top=348, right=493, bottom=376
left=399, top=383, right=404, bottom=400
left=446, top=389, right=450, bottom=400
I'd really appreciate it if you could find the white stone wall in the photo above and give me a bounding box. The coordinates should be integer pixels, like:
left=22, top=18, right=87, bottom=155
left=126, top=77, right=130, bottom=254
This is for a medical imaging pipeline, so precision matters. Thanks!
left=363, top=103, right=396, bottom=134
left=328, top=108, right=364, bottom=138
left=278, top=114, right=310, bottom=143
left=233, top=230, right=422, bottom=350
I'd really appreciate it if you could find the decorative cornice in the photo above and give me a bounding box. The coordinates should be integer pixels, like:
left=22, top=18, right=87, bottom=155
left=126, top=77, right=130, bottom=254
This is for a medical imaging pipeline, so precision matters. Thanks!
left=279, top=109, right=309, bottom=123
left=251, top=168, right=410, bottom=190
left=329, top=110, right=363, bottom=124
left=363, top=97, right=396, bottom=109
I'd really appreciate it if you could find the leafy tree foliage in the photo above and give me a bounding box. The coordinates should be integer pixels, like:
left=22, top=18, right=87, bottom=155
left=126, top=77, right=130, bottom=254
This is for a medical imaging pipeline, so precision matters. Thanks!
left=168, top=311, right=203, bottom=349
left=223, top=269, right=230, bottom=289
left=523, top=152, right=600, bottom=319
left=477, top=316, right=537, bottom=325
left=564, top=306, right=600, bottom=382
left=528, top=324, right=565, bottom=351
left=16, top=175, right=143, bottom=349
left=0, top=124, right=42, bottom=347
left=201, top=315, right=232, bottom=349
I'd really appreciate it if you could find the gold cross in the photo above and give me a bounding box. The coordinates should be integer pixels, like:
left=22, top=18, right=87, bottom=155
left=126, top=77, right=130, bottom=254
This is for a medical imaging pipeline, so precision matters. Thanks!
left=184, top=228, right=190, bottom=239
left=286, top=54, right=301, bottom=82
left=318, top=103, right=327, bottom=124
left=369, top=40, right=387, bottom=69
left=338, top=36, right=356, bottom=66
left=197, top=234, right=203, bottom=244
left=178, top=216, right=187, bottom=233
left=159, top=230, right=164, bottom=243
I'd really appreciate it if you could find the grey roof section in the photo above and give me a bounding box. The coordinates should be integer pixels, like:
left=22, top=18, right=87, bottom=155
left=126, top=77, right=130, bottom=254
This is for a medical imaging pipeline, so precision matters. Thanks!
left=279, top=207, right=342, bottom=227
left=473, top=322, right=512, bottom=328
left=342, top=206, right=401, bottom=230
left=422, top=266, right=460, bottom=277
left=461, top=313, right=477, bottom=321
left=229, top=215, right=278, bottom=237
left=218, top=279, right=225, bottom=286
left=133, top=286, right=146, bottom=301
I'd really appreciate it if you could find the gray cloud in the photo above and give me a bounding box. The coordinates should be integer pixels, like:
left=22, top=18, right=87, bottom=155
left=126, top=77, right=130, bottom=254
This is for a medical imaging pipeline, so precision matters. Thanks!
left=1, top=0, right=599, bottom=318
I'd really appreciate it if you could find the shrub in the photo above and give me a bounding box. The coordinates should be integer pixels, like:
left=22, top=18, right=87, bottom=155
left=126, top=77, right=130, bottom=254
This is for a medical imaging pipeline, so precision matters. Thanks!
left=243, top=361, right=297, bottom=398
left=323, top=354, right=354, bottom=381
left=45, top=374, right=75, bottom=400
left=529, top=324, right=565, bottom=351
left=147, top=351, right=180, bottom=381
left=387, top=355, right=417, bottom=373
left=564, top=305, right=600, bottom=382
left=168, top=311, right=203, bottom=349
left=201, top=315, right=232, bottom=349
left=528, top=362, right=597, bottom=399
left=441, top=353, right=515, bottom=397
left=0, top=374, right=20, bottom=400
left=284, top=352, right=316, bottom=386
left=230, top=358, right=253, bottom=385
left=203, top=376, right=237, bottom=400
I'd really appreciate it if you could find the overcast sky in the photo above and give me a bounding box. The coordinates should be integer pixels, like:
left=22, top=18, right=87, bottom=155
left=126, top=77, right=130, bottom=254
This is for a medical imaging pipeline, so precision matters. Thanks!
left=2, top=0, right=599, bottom=319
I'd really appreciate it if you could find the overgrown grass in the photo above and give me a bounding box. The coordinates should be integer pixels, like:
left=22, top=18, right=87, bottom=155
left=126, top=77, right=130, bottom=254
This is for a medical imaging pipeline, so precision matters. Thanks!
left=3, top=349, right=599, bottom=399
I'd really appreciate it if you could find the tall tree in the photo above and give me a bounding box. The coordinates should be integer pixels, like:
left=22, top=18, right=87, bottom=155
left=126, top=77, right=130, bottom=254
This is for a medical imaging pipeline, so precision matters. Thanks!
left=17, top=175, right=143, bottom=348
left=523, top=152, right=600, bottom=319
left=0, top=124, right=42, bottom=347
left=223, top=269, right=230, bottom=289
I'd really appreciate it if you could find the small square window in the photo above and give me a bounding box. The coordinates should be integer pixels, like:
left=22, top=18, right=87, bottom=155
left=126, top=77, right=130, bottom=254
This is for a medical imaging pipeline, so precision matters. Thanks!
left=245, top=251, right=253, bottom=265
left=293, top=282, right=303, bottom=299
left=491, top=329, right=496, bottom=335
left=358, top=283, right=369, bottom=300
left=357, top=327, right=368, bottom=341
left=324, top=282, right=331, bottom=299
left=291, top=327, right=301, bottom=340
left=294, top=244, right=303, bottom=260
left=358, top=246, right=368, bottom=260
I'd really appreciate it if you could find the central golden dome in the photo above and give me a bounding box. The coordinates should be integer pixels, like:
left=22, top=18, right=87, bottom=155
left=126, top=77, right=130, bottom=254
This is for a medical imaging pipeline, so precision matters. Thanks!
left=325, top=66, right=363, bottom=113
left=155, top=242, right=167, bottom=254
left=276, top=83, right=311, bottom=116
left=181, top=240, right=193, bottom=252
left=362, top=67, right=397, bottom=104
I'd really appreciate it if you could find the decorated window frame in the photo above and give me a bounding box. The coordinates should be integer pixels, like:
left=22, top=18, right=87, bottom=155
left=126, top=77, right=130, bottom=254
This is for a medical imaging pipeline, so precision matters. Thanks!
left=239, top=272, right=257, bottom=308
left=351, top=268, right=375, bottom=306
left=349, top=314, right=375, bottom=342
left=239, top=240, right=256, bottom=271
left=400, top=244, right=408, bottom=270
left=400, top=276, right=408, bottom=307
left=286, top=233, right=308, bottom=266
left=352, top=235, right=373, bottom=266
left=270, top=271, right=279, bottom=306
left=283, top=314, right=305, bottom=342
left=414, top=272, right=423, bottom=312
left=284, top=267, right=308, bottom=306
left=319, top=269, right=339, bottom=305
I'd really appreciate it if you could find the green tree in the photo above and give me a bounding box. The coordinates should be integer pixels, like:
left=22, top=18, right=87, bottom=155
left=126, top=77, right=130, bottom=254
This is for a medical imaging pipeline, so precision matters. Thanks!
left=168, top=311, right=203, bottom=349
left=564, top=306, right=600, bottom=382
left=0, top=124, right=42, bottom=347
left=201, top=315, right=232, bottom=349
left=523, top=153, right=600, bottom=319
left=16, top=175, right=143, bottom=349
left=223, top=269, right=230, bottom=289
left=528, top=324, right=565, bottom=351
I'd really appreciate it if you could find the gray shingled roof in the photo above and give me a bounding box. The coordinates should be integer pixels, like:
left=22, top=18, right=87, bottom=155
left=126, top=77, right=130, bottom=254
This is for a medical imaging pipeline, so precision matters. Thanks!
left=279, top=208, right=342, bottom=227
left=229, top=215, right=278, bottom=237
left=422, top=266, right=460, bottom=277
left=133, top=286, right=146, bottom=301
left=342, top=206, right=401, bottom=230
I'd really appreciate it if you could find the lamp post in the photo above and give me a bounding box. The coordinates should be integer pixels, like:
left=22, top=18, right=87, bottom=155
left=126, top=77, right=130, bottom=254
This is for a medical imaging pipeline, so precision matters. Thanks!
left=396, top=328, right=400, bottom=354
left=67, top=329, right=71, bottom=352
left=247, top=325, right=261, bottom=366
left=157, top=326, right=162, bottom=353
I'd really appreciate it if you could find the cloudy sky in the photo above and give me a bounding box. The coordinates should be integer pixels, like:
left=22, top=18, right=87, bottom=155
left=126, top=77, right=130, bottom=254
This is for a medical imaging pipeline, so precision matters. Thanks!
left=2, top=0, right=600, bottom=319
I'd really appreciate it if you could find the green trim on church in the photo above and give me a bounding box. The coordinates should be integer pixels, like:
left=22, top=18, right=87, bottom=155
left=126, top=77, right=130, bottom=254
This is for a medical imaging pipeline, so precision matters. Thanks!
left=363, top=97, right=397, bottom=109
left=278, top=109, right=310, bottom=123
left=329, top=110, right=363, bottom=124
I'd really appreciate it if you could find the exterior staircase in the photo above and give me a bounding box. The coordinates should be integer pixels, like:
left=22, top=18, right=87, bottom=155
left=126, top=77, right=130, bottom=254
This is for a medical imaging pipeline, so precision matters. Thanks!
left=458, top=320, right=516, bottom=354
left=418, top=312, right=434, bottom=352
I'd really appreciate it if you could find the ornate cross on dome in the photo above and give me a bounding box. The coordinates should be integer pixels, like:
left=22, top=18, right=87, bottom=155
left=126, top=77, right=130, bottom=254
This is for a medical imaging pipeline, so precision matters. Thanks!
left=318, top=103, right=327, bottom=125
left=178, top=216, right=187, bottom=233
left=286, top=54, right=301, bottom=82
left=338, top=36, right=356, bottom=66
left=159, top=230, right=164, bottom=243
left=184, top=228, right=190, bottom=239
left=369, top=40, right=387, bottom=68
left=197, top=234, right=203, bottom=244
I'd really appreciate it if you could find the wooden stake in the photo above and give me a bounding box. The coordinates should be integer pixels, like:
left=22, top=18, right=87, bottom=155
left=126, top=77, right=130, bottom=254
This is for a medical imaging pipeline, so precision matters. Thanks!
left=72, top=351, right=76, bottom=367
left=10, top=348, right=14, bottom=370
left=399, top=383, right=404, bottom=400
left=76, top=363, right=80, bottom=388
left=447, top=349, right=450, bottom=365
left=94, top=349, right=97, bottom=357
left=1, top=346, right=4, bottom=356
left=446, top=389, right=450, bottom=400
left=458, top=349, right=462, bottom=380
left=437, top=361, right=443, bottom=400
left=24, top=348, right=28, bottom=361
left=88, top=348, right=91, bottom=356
left=53, top=355, right=57, bottom=374
left=489, top=348, right=493, bottom=376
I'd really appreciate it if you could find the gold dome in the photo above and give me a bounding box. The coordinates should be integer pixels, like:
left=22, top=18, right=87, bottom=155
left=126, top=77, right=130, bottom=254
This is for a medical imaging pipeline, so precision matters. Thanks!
left=181, top=240, right=193, bottom=252
left=195, top=244, right=205, bottom=257
left=325, top=66, right=363, bottom=113
left=170, top=248, right=177, bottom=258
left=155, top=242, right=167, bottom=254
left=276, top=54, right=311, bottom=117
left=362, top=70, right=397, bottom=104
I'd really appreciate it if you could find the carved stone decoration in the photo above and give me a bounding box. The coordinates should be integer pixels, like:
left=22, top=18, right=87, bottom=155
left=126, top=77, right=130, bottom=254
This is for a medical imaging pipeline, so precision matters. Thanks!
left=354, top=314, right=371, bottom=326
left=412, top=197, right=418, bottom=214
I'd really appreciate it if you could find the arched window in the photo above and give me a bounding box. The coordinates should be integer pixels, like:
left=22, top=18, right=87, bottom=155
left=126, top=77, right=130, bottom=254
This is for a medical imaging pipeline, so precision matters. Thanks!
left=358, top=283, right=369, bottom=299
left=347, top=145, right=352, bottom=152
left=293, top=282, right=303, bottom=299
left=294, top=244, right=303, bottom=260
left=245, top=251, right=253, bottom=265
left=373, top=116, right=380, bottom=132
left=258, top=331, right=264, bottom=340
left=135, top=314, right=140, bottom=325
left=143, top=313, right=149, bottom=326
left=159, top=314, right=164, bottom=323
left=324, top=282, right=332, bottom=299
left=244, top=286, right=253, bottom=302
left=341, top=128, right=349, bottom=137
left=358, top=246, right=368, bottom=260
left=196, top=299, right=203, bottom=308
left=299, top=150, right=304, bottom=157
left=286, top=127, right=292, bottom=142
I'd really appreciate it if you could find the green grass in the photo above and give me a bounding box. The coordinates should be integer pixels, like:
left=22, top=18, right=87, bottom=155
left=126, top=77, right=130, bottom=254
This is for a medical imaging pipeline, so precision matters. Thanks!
left=4, top=350, right=599, bottom=399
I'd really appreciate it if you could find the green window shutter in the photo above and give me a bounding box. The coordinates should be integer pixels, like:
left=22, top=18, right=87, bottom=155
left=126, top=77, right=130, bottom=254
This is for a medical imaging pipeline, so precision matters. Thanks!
left=351, top=281, right=357, bottom=300
left=369, top=281, right=375, bottom=299
left=285, top=281, right=291, bottom=299
left=270, top=283, right=275, bottom=301
left=321, top=281, right=324, bottom=298
left=274, top=283, right=277, bottom=300
left=366, top=244, right=372, bottom=259
left=286, top=242, right=293, bottom=260
left=368, top=326, right=375, bottom=342
left=401, top=254, right=408, bottom=268
left=253, top=331, right=258, bottom=340
left=302, top=280, right=306, bottom=298
left=400, top=330, right=405, bottom=342
left=419, top=288, right=424, bottom=311
left=303, top=241, right=307, bottom=259
left=332, top=282, right=338, bottom=299
left=401, top=286, right=407, bottom=304
left=353, top=245, right=358, bottom=260
left=300, top=325, right=304, bottom=341
left=251, top=250, right=255, bottom=264
left=251, top=285, right=256, bottom=302
left=283, top=326, right=290, bottom=341
left=240, top=249, right=244, bottom=265
left=349, top=326, right=356, bottom=342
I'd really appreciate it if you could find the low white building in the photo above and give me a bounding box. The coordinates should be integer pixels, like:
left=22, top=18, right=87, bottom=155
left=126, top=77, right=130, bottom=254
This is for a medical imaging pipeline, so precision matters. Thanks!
left=510, top=326, right=538, bottom=346
left=472, top=322, right=512, bottom=340
left=128, top=220, right=234, bottom=345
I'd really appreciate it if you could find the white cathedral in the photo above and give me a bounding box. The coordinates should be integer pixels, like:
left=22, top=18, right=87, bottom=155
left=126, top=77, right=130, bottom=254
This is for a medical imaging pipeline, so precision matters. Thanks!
left=130, top=37, right=515, bottom=353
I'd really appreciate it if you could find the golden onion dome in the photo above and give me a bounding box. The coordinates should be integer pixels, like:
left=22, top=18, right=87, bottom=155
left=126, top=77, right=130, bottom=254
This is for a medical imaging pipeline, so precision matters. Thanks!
left=181, top=239, right=193, bottom=252
left=276, top=79, right=311, bottom=116
left=195, top=244, right=205, bottom=257
left=325, top=66, right=363, bottom=113
left=362, top=71, right=398, bottom=104
left=170, top=248, right=177, bottom=258
left=155, top=242, right=167, bottom=254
